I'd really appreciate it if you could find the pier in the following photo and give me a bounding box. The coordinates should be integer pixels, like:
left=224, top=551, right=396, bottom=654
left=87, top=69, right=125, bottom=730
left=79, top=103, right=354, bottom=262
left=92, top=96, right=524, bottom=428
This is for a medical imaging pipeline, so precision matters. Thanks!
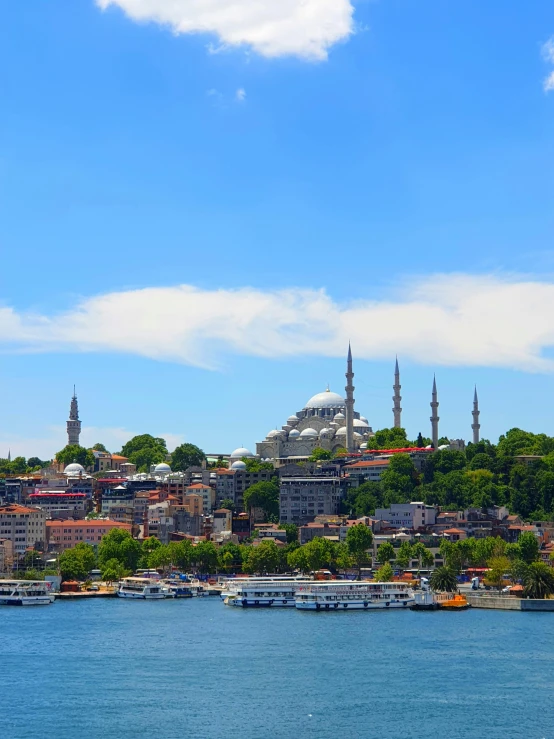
left=466, top=595, right=554, bottom=611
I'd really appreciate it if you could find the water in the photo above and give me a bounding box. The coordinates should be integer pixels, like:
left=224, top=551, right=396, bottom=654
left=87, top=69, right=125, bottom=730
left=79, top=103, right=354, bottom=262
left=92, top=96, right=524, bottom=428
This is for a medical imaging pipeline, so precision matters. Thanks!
left=3, top=598, right=554, bottom=739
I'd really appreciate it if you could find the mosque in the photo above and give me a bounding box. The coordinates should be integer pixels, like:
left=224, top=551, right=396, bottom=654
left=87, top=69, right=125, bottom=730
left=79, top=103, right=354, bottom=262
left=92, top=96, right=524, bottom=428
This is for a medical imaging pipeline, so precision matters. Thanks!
left=255, top=345, right=375, bottom=461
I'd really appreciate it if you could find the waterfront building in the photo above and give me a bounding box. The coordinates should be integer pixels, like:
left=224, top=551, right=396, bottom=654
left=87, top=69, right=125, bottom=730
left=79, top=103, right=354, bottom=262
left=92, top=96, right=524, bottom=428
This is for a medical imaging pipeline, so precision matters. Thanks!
left=373, top=502, right=437, bottom=530
left=216, top=466, right=273, bottom=510
left=46, top=519, right=131, bottom=550
left=279, top=476, right=345, bottom=525
left=0, top=504, right=47, bottom=555
left=185, top=482, right=215, bottom=513
left=27, top=491, right=89, bottom=520
left=212, top=508, right=232, bottom=535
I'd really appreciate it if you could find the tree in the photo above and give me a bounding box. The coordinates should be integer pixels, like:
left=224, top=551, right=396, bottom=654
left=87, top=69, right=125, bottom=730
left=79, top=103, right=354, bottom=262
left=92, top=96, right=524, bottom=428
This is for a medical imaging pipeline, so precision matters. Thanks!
left=101, top=558, right=127, bottom=584
left=416, top=432, right=425, bottom=448
left=92, top=443, right=108, bottom=452
left=27, top=457, right=49, bottom=469
left=303, top=538, right=336, bottom=572
left=23, top=549, right=43, bottom=569
left=119, top=434, right=168, bottom=472
left=395, top=541, right=412, bottom=571
left=517, top=531, right=540, bottom=564
left=288, top=546, right=308, bottom=573
left=411, top=542, right=434, bottom=572
left=220, top=498, right=235, bottom=512
left=243, top=540, right=281, bottom=574
left=429, top=566, right=458, bottom=592
left=243, top=480, right=279, bottom=520
left=243, top=458, right=275, bottom=472
left=167, top=540, right=193, bottom=571
left=98, top=529, right=141, bottom=571
left=366, top=427, right=410, bottom=450
left=278, top=523, right=299, bottom=544
left=55, top=445, right=95, bottom=469
left=59, top=549, right=88, bottom=581
left=74, top=543, right=96, bottom=574
left=309, top=447, right=332, bottom=461
left=375, top=541, right=395, bottom=565
left=486, top=556, right=511, bottom=592
left=171, top=443, right=206, bottom=471
left=192, top=541, right=219, bottom=574
left=523, top=562, right=554, bottom=599
left=346, top=524, right=373, bottom=578
left=375, top=563, right=394, bottom=582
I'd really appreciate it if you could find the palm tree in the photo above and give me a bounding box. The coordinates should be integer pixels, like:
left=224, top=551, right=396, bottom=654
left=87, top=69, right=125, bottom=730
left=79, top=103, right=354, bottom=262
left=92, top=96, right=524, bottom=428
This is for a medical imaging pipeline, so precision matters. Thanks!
left=523, top=562, right=554, bottom=599
left=430, top=566, right=458, bottom=593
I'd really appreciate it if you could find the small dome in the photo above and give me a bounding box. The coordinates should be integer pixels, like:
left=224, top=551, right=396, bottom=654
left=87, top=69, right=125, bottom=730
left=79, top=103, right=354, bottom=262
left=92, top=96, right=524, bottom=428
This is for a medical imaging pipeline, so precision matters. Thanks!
left=305, top=389, right=345, bottom=410
left=266, top=430, right=280, bottom=439
left=353, top=432, right=363, bottom=440
left=287, top=415, right=300, bottom=425
left=230, top=447, right=254, bottom=459
left=360, top=416, right=368, bottom=423
left=335, top=427, right=347, bottom=436
left=334, top=412, right=345, bottom=421
left=360, top=442, right=368, bottom=450
left=299, top=428, right=318, bottom=438
left=289, top=429, right=300, bottom=438
left=64, top=462, right=85, bottom=475
left=231, top=460, right=247, bottom=470
left=154, top=462, right=172, bottom=474
left=320, top=427, right=334, bottom=436
left=354, top=418, right=369, bottom=428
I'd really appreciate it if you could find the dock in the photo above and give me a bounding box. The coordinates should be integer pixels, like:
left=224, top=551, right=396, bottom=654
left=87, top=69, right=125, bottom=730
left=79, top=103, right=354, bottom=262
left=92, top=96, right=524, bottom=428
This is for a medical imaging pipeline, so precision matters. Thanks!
left=467, top=594, right=554, bottom=611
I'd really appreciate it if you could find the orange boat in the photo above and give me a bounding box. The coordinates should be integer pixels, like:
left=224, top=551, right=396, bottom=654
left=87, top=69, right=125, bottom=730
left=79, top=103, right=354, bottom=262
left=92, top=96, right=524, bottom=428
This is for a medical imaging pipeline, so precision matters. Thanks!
left=438, top=593, right=470, bottom=610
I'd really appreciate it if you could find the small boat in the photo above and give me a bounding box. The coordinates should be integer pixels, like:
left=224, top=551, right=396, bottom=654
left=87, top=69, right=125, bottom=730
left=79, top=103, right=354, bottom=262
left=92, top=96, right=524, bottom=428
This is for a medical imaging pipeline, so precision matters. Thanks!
left=410, top=590, right=440, bottom=610
left=0, top=580, right=55, bottom=606
left=117, top=577, right=168, bottom=599
left=437, top=593, right=470, bottom=610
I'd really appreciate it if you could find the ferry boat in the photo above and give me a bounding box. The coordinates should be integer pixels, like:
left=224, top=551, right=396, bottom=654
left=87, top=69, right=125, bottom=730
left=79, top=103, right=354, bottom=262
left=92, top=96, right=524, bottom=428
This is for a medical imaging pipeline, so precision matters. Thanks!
left=295, top=581, right=415, bottom=610
left=0, top=580, right=55, bottom=606
left=224, top=577, right=312, bottom=608
left=117, top=577, right=168, bottom=599
left=160, top=579, right=194, bottom=598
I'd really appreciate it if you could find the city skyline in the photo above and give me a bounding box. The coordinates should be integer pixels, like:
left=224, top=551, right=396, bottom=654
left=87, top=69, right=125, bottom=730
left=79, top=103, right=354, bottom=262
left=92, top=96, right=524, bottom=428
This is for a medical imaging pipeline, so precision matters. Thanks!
left=1, top=1, right=554, bottom=457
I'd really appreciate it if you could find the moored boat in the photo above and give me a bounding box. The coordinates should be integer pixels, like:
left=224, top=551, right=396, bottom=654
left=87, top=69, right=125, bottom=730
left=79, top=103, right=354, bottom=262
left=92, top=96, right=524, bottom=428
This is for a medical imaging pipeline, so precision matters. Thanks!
left=437, top=593, right=470, bottom=610
left=117, top=577, right=168, bottom=599
left=295, top=581, right=415, bottom=610
left=224, top=576, right=312, bottom=607
left=0, top=580, right=55, bottom=606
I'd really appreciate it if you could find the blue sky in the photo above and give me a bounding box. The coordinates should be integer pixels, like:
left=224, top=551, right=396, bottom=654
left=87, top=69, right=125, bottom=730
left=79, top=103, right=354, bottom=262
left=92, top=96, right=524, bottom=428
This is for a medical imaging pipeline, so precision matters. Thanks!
left=1, top=0, right=554, bottom=459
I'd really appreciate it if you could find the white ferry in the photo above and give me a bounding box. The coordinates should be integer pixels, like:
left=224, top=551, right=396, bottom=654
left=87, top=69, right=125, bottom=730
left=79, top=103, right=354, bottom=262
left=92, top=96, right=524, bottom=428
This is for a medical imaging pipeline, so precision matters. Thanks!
left=160, top=579, right=194, bottom=598
left=0, top=580, right=55, bottom=606
left=295, top=581, right=415, bottom=610
left=224, top=576, right=312, bottom=608
left=117, top=577, right=168, bottom=599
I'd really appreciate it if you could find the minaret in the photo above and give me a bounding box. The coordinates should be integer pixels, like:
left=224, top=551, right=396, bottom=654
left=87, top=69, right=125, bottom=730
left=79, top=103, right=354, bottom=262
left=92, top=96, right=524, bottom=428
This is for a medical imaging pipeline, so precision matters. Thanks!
left=430, top=375, right=439, bottom=450
left=393, top=356, right=402, bottom=428
left=345, top=343, right=355, bottom=453
left=67, top=386, right=82, bottom=446
left=472, top=386, right=480, bottom=444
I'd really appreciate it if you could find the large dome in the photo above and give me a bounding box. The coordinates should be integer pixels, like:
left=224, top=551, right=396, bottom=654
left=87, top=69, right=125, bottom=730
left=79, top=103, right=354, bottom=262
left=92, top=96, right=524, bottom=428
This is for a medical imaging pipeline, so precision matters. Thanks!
left=299, top=428, right=318, bottom=438
left=304, top=389, right=345, bottom=409
left=230, top=447, right=255, bottom=459
left=64, top=462, right=85, bottom=476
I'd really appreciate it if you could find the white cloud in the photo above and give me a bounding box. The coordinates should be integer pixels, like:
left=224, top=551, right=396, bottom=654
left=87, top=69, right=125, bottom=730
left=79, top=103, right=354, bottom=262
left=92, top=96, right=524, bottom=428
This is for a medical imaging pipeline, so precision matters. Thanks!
left=95, top=0, right=354, bottom=60
left=544, top=71, right=554, bottom=93
left=3, top=274, right=554, bottom=373
left=236, top=87, right=246, bottom=102
left=543, top=37, right=554, bottom=64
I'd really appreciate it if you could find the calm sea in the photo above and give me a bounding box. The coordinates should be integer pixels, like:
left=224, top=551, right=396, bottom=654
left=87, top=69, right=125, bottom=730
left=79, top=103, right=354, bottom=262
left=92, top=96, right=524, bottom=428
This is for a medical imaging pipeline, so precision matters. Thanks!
left=3, top=597, right=554, bottom=739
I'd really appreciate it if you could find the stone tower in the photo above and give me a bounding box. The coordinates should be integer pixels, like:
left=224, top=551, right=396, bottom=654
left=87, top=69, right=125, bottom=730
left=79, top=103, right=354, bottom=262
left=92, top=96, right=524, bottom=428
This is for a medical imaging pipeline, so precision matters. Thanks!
left=430, top=375, right=439, bottom=450
left=393, top=356, right=402, bottom=428
left=67, top=386, right=82, bottom=446
left=472, top=386, right=480, bottom=445
left=345, top=343, right=355, bottom=453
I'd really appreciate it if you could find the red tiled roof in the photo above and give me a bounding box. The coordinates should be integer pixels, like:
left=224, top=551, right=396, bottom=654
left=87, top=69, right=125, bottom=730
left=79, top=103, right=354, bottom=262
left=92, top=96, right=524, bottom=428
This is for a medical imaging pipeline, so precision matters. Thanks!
left=345, top=459, right=391, bottom=469
left=0, top=504, right=42, bottom=514
left=46, top=519, right=131, bottom=529
left=443, top=528, right=465, bottom=535
left=187, top=483, right=211, bottom=489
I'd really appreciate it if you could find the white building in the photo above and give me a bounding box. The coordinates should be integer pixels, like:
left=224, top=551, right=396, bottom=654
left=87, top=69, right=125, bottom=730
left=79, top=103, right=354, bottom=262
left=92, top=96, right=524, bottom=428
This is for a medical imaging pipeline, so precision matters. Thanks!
left=374, top=502, right=436, bottom=531
left=0, top=504, right=47, bottom=555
